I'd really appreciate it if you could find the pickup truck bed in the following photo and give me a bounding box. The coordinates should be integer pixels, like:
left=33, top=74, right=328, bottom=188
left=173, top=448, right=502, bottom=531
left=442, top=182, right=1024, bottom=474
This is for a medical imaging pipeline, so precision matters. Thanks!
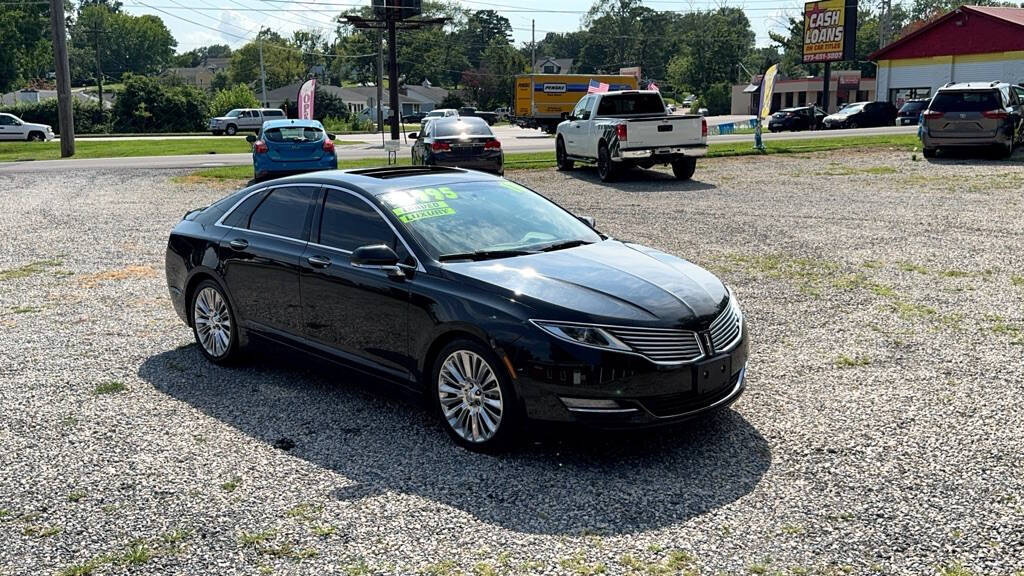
left=555, top=91, right=708, bottom=182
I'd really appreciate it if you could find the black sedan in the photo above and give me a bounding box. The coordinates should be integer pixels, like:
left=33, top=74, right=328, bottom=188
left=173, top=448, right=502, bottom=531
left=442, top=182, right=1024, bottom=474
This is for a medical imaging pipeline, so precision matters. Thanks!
left=767, top=106, right=826, bottom=132
left=409, top=116, right=503, bottom=175
left=165, top=166, right=748, bottom=451
left=822, top=101, right=898, bottom=129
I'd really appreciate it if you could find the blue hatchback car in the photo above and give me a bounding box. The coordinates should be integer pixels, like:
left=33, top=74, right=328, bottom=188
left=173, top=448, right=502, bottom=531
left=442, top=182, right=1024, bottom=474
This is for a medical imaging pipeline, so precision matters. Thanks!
left=248, top=119, right=337, bottom=181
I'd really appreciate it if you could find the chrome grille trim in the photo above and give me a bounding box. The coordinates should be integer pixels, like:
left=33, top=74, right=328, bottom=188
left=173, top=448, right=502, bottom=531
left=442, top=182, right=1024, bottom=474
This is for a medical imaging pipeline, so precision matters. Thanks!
left=603, top=326, right=704, bottom=364
left=709, top=298, right=743, bottom=352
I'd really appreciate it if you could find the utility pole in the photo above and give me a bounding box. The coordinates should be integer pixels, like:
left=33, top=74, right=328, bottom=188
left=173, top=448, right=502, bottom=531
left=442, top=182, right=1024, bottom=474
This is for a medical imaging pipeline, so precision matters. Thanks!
left=878, top=0, right=891, bottom=49
left=91, top=27, right=103, bottom=114
left=377, top=29, right=384, bottom=131
left=258, top=38, right=268, bottom=107
left=531, top=19, right=536, bottom=73
left=49, top=0, right=74, bottom=157
left=387, top=15, right=400, bottom=141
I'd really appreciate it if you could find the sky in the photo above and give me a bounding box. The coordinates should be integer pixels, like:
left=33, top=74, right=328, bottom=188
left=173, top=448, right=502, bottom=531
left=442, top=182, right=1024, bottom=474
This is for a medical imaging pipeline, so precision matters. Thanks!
left=123, top=0, right=807, bottom=55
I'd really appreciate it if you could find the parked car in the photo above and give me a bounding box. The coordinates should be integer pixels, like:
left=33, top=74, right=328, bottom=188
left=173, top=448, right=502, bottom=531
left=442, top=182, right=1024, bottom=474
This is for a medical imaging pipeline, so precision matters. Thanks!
left=209, top=108, right=286, bottom=136
left=0, top=113, right=54, bottom=141
left=246, top=119, right=337, bottom=181
left=896, top=98, right=929, bottom=126
left=421, top=108, right=459, bottom=127
left=821, top=101, right=897, bottom=129
left=555, top=90, right=707, bottom=182
left=493, top=107, right=510, bottom=122
left=402, top=112, right=427, bottom=124
left=164, top=165, right=749, bottom=451
left=920, top=82, right=1023, bottom=158
left=409, top=116, right=503, bottom=175
left=767, top=106, right=826, bottom=132
left=458, top=107, right=498, bottom=125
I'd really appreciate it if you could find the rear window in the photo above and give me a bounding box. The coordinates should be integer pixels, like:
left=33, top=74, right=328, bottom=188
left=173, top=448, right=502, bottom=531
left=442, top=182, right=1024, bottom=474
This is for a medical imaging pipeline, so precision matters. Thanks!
left=263, top=110, right=285, bottom=118
left=434, top=118, right=492, bottom=137
left=263, top=126, right=324, bottom=143
left=930, top=91, right=1001, bottom=113
left=899, top=101, right=926, bottom=114
left=596, top=93, right=665, bottom=116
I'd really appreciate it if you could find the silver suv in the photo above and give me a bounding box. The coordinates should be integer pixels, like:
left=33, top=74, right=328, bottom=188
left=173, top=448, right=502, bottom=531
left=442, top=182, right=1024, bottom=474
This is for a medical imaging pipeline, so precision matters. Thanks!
left=920, top=82, right=1023, bottom=158
left=209, top=108, right=286, bottom=136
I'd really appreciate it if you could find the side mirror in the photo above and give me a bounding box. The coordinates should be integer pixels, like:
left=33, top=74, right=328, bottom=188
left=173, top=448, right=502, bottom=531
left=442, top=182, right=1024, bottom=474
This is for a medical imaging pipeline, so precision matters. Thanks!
left=351, top=244, right=405, bottom=278
left=567, top=114, right=577, bottom=122
left=408, top=132, right=418, bottom=140
left=245, top=134, right=257, bottom=143
left=578, top=215, right=596, bottom=228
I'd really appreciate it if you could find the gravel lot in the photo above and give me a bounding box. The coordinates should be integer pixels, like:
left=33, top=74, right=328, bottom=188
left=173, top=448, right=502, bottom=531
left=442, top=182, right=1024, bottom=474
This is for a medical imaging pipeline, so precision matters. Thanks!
left=1, top=149, right=1022, bottom=576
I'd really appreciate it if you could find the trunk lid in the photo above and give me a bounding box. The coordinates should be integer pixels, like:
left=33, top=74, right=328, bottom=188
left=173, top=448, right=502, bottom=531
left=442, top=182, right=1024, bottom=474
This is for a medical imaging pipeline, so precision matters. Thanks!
left=620, top=115, right=704, bottom=149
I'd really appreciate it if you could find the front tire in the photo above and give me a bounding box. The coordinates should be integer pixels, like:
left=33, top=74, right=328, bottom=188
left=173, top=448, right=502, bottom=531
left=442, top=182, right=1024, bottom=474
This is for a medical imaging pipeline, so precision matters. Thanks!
left=190, top=280, right=240, bottom=364
left=597, top=143, right=618, bottom=182
left=225, top=124, right=237, bottom=136
left=432, top=339, right=519, bottom=452
left=672, top=157, right=697, bottom=180
left=27, top=132, right=44, bottom=142
left=556, top=138, right=574, bottom=171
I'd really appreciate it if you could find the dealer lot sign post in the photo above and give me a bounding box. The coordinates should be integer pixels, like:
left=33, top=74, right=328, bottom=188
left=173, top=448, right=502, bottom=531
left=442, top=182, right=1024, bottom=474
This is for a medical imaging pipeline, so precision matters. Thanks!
left=802, top=0, right=858, bottom=112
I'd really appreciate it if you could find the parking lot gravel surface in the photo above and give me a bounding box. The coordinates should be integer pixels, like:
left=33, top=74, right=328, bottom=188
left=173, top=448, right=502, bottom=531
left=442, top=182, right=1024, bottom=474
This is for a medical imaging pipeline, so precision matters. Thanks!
left=1, top=149, right=1022, bottom=576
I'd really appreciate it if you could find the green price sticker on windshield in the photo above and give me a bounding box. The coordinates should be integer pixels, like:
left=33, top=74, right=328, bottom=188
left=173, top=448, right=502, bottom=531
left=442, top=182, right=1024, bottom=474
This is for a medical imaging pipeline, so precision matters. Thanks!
left=392, top=200, right=456, bottom=223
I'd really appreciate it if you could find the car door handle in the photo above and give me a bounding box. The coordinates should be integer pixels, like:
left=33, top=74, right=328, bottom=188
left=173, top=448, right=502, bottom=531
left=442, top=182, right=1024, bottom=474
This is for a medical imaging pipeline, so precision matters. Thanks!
left=307, top=255, right=331, bottom=268
left=228, top=239, right=248, bottom=250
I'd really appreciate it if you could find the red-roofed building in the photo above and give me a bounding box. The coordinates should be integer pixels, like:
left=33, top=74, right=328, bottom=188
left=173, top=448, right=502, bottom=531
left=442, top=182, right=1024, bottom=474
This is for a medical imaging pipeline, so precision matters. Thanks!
left=871, top=5, right=1024, bottom=106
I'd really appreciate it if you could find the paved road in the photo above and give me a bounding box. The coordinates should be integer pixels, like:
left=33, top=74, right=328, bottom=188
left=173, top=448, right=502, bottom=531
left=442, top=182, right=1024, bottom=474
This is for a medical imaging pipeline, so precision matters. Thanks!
left=0, top=125, right=918, bottom=174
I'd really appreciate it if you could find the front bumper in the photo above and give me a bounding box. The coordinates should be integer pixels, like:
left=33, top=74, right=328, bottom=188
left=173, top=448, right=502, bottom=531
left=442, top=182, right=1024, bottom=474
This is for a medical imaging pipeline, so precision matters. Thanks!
left=510, top=325, right=750, bottom=428
left=618, top=144, right=708, bottom=161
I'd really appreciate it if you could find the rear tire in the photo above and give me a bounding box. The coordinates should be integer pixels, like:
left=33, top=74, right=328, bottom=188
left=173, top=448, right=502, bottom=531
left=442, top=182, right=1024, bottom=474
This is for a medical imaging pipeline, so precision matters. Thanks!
left=556, top=138, right=574, bottom=171
left=922, top=147, right=936, bottom=159
left=190, top=280, right=241, bottom=365
left=672, top=157, right=697, bottom=180
left=597, top=143, right=618, bottom=182
left=431, top=339, right=520, bottom=452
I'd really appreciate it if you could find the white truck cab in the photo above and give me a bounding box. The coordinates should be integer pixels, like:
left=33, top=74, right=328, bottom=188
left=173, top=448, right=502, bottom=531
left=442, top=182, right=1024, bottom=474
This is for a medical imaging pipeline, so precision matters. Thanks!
left=555, top=91, right=707, bottom=182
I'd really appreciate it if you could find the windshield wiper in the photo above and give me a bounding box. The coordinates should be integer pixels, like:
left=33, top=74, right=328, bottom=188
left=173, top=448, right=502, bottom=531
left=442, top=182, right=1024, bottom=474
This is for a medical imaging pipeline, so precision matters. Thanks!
left=438, top=249, right=537, bottom=262
left=534, top=239, right=594, bottom=252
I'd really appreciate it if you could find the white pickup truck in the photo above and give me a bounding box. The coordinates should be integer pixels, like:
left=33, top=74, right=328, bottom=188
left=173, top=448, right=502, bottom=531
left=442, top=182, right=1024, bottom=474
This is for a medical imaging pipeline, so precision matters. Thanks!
left=555, top=90, right=707, bottom=182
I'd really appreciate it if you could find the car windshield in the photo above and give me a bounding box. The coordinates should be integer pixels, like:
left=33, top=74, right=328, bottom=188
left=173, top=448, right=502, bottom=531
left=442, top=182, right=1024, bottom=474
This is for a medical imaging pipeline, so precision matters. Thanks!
left=379, top=180, right=601, bottom=260
left=426, top=111, right=446, bottom=117
left=596, top=93, right=665, bottom=115
left=225, top=110, right=241, bottom=118
left=929, top=91, right=1001, bottom=113
left=262, top=126, right=323, bottom=143
left=434, top=118, right=491, bottom=137
left=837, top=103, right=864, bottom=114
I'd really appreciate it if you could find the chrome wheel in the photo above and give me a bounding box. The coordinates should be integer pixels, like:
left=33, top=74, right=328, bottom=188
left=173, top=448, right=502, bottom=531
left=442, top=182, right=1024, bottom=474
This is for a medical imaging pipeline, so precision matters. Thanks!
left=437, top=350, right=503, bottom=443
left=193, top=286, right=232, bottom=357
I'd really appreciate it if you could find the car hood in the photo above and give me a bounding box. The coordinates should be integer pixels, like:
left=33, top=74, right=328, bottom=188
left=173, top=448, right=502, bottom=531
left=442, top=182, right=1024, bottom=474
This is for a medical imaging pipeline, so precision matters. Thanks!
left=442, top=240, right=728, bottom=327
left=23, top=122, right=51, bottom=131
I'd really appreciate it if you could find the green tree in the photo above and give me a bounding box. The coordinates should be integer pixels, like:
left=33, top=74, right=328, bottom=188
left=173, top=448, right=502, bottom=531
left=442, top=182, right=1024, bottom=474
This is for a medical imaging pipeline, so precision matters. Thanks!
left=667, top=8, right=755, bottom=96
left=70, top=4, right=176, bottom=83
left=0, top=0, right=54, bottom=92
left=230, top=29, right=305, bottom=90
left=171, top=44, right=232, bottom=68
left=211, top=83, right=258, bottom=116
left=113, top=73, right=210, bottom=132
left=460, top=10, right=512, bottom=68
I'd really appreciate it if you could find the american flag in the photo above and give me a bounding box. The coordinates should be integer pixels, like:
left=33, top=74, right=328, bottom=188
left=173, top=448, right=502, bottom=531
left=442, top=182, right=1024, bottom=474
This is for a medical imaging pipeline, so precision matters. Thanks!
left=647, top=81, right=660, bottom=92
left=587, top=79, right=609, bottom=93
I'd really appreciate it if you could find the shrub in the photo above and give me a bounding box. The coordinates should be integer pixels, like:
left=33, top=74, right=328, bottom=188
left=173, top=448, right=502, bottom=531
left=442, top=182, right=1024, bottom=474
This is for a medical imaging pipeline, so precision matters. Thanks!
left=702, top=82, right=732, bottom=116
left=211, top=84, right=258, bottom=116
left=113, top=73, right=210, bottom=132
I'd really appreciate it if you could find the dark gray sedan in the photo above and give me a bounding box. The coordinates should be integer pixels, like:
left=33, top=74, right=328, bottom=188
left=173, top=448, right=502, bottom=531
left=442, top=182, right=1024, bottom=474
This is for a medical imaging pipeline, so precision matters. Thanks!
left=409, top=117, right=503, bottom=175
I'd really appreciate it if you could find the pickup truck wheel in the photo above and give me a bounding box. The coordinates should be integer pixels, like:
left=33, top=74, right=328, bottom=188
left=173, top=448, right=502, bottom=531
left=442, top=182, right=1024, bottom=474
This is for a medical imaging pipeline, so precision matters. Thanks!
left=225, top=124, right=237, bottom=136
left=672, top=157, right=697, bottom=180
left=556, top=138, right=574, bottom=171
left=597, top=144, right=618, bottom=182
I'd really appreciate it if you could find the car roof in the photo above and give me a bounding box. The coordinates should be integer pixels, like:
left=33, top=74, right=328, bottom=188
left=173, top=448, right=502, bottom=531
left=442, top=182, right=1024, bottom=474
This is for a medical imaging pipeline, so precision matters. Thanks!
left=262, top=118, right=322, bottom=129
left=250, top=166, right=505, bottom=196
left=938, top=82, right=1007, bottom=91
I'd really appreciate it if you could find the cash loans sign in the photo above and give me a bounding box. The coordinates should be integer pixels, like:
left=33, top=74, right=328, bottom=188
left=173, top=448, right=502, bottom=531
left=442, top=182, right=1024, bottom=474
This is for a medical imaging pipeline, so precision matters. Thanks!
left=802, top=0, right=857, bottom=63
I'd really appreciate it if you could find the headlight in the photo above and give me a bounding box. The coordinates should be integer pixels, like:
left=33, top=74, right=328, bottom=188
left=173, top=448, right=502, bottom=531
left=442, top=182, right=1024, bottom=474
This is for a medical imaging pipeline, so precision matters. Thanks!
left=530, top=321, right=631, bottom=352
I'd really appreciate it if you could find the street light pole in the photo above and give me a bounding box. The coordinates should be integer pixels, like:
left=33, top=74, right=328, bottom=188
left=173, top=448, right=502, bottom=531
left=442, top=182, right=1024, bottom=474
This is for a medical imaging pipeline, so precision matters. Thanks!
left=259, top=38, right=268, bottom=107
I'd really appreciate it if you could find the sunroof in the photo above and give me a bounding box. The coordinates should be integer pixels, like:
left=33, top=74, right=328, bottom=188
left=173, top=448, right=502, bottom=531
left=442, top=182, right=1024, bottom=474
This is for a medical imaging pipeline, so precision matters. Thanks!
left=348, top=166, right=464, bottom=179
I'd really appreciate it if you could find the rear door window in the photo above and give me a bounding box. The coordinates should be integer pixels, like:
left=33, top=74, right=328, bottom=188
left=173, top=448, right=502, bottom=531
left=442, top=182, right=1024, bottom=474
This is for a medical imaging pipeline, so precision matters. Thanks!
left=930, top=91, right=1001, bottom=113
left=248, top=186, right=318, bottom=240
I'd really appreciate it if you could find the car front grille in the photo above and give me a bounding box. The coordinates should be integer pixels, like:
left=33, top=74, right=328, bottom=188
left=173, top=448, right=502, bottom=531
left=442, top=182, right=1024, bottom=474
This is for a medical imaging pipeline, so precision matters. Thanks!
left=603, top=326, right=704, bottom=364
left=709, top=299, right=742, bottom=352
